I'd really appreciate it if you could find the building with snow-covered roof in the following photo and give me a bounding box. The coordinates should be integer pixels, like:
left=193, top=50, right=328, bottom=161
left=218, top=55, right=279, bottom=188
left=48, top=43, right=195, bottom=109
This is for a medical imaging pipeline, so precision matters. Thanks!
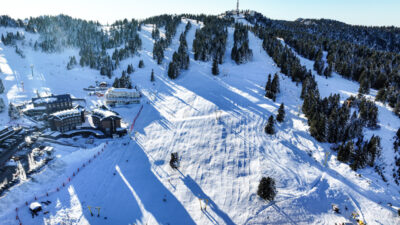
left=32, top=94, right=73, bottom=114
left=48, top=108, right=84, bottom=133
left=0, top=126, right=16, bottom=143
left=105, top=88, right=141, bottom=106
left=91, top=109, right=124, bottom=136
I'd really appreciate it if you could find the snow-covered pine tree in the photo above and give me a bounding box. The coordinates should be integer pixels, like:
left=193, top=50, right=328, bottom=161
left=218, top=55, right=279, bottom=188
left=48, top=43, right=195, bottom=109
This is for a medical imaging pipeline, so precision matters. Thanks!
left=271, top=74, right=280, bottom=93
left=358, top=71, right=370, bottom=95
left=0, top=78, right=4, bottom=94
left=313, top=49, right=324, bottom=75
left=265, top=116, right=275, bottom=135
left=265, top=74, right=271, bottom=92
left=127, top=64, right=134, bottom=74
left=323, top=63, right=333, bottom=78
left=153, top=39, right=165, bottom=64
left=151, top=26, right=160, bottom=40
left=231, top=24, right=253, bottom=64
left=276, top=103, right=285, bottom=122
left=151, top=69, right=155, bottom=82
left=168, top=62, right=179, bottom=79
left=257, top=177, right=276, bottom=201
left=0, top=98, right=5, bottom=113
left=212, top=57, right=219, bottom=75
left=338, top=141, right=353, bottom=163
left=170, top=152, right=179, bottom=169
left=138, top=60, right=145, bottom=68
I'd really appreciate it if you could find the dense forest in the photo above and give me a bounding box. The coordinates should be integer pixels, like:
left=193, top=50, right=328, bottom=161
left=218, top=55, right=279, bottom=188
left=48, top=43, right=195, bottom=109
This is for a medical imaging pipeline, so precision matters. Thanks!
left=246, top=12, right=400, bottom=117
left=245, top=11, right=400, bottom=53
left=192, top=16, right=228, bottom=64
left=231, top=24, right=253, bottom=64
left=252, top=24, right=383, bottom=173
left=143, top=15, right=181, bottom=65
left=1, top=14, right=142, bottom=77
left=168, top=22, right=191, bottom=79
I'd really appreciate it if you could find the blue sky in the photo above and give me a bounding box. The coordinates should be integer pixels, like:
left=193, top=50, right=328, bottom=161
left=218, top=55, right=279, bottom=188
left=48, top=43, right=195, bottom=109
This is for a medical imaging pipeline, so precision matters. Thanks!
left=1, top=0, right=399, bottom=26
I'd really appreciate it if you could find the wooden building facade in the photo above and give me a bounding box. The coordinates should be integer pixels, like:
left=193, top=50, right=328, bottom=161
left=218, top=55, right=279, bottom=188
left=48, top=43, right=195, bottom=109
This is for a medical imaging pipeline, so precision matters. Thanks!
left=91, top=109, right=123, bottom=136
left=32, top=94, right=73, bottom=114
left=49, top=109, right=84, bottom=133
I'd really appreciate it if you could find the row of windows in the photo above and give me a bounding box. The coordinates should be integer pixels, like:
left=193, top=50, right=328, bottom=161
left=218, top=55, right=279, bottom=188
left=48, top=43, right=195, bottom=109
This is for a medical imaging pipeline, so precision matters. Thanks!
left=60, top=117, right=81, bottom=125
left=57, top=125, right=76, bottom=133
left=48, top=102, right=72, bottom=109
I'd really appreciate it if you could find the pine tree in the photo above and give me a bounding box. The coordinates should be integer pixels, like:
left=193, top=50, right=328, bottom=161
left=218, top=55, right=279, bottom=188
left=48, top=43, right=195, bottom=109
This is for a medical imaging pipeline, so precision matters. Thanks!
left=265, top=74, right=274, bottom=99
left=257, top=177, right=277, bottom=201
left=358, top=71, right=370, bottom=95
left=0, top=98, right=5, bottom=113
left=265, top=116, right=275, bottom=135
left=313, top=49, right=324, bottom=75
left=309, top=113, right=326, bottom=142
left=338, top=141, right=353, bottom=162
left=212, top=57, right=219, bottom=75
left=150, top=69, right=155, bottom=82
left=138, top=60, right=144, bottom=68
left=323, top=64, right=333, bottom=78
left=0, top=79, right=4, bottom=94
left=270, top=73, right=280, bottom=101
left=152, top=26, right=160, bottom=40
left=271, top=73, right=280, bottom=94
left=366, top=135, right=381, bottom=167
left=127, top=64, right=134, bottom=74
left=376, top=88, right=386, bottom=102
left=168, top=62, right=179, bottom=79
left=170, top=152, right=179, bottom=169
left=395, top=128, right=400, bottom=152
left=276, top=103, right=285, bottom=122
left=153, top=41, right=164, bottom=64
left=395, top=102, right=400, bottom=117
left=112, top=77, right=120, bottom=88
left=265, top=74, right=272, bottom=91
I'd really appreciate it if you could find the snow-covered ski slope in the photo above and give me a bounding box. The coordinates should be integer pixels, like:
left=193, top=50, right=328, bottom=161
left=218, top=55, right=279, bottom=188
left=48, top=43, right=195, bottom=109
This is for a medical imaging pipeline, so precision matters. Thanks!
left=0, top=18, right=399, bottom=224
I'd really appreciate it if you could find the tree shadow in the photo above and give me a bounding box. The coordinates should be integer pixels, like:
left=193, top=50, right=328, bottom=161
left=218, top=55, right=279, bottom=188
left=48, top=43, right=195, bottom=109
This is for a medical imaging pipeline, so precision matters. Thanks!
left=116, top=142, right=196, bottom=225
left=179, top=173, right=236, bottom=225
left=271, top=203, right=298, bottom=225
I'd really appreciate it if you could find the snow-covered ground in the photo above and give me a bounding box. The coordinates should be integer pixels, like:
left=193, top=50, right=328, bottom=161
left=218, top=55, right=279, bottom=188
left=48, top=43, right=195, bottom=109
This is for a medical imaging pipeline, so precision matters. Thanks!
left=0, top=18, right=399, bottom=225
left=283, top=41, right=400, bottom=188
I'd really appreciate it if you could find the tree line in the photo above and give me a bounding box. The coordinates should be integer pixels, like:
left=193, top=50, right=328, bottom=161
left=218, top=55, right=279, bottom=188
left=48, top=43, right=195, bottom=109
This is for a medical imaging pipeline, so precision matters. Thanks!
left=253, top=24, right=383, bottom=172
left=168, top=22, right=191, bottom=79
left=231, top=24, right=253, bottom=64
left=193, top=17, right=228, bottom=64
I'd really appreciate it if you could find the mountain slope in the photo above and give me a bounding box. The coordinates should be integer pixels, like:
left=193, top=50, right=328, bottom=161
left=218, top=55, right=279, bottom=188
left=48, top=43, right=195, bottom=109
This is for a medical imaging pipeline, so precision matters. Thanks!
left=0, top=18, right=399, bottom=225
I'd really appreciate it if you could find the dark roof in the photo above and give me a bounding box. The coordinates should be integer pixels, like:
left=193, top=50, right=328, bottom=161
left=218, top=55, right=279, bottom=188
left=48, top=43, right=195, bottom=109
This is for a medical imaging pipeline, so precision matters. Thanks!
left=32, top=94, right=72, bottom=105
left=92, top=109, right=121, bottom=120
left=50, top=109, right=81, bottom=120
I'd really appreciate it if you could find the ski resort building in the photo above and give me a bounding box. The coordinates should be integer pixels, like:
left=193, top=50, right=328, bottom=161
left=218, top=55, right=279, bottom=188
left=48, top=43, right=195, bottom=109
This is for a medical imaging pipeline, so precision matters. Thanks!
left=48, top=109, right=84, bottom=133
left=0, top=126, right=23, bottom=149
left=0, top=127, right=16, bottom=143
left=104, top=88, right=141, bottom=106
left=91, top=109, right=124, bottom=136
left=32, top=94, right=73, bottom=114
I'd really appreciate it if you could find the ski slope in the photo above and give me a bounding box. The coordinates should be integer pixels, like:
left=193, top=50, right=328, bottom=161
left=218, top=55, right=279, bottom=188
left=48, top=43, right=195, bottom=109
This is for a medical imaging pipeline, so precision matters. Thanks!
left=0, top=18, right=399, bottom=225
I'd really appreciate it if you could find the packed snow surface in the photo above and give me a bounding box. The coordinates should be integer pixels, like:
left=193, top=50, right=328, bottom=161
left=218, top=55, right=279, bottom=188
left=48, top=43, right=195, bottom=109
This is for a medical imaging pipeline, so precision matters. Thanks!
left=0, top=18, right=399, bottom=225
